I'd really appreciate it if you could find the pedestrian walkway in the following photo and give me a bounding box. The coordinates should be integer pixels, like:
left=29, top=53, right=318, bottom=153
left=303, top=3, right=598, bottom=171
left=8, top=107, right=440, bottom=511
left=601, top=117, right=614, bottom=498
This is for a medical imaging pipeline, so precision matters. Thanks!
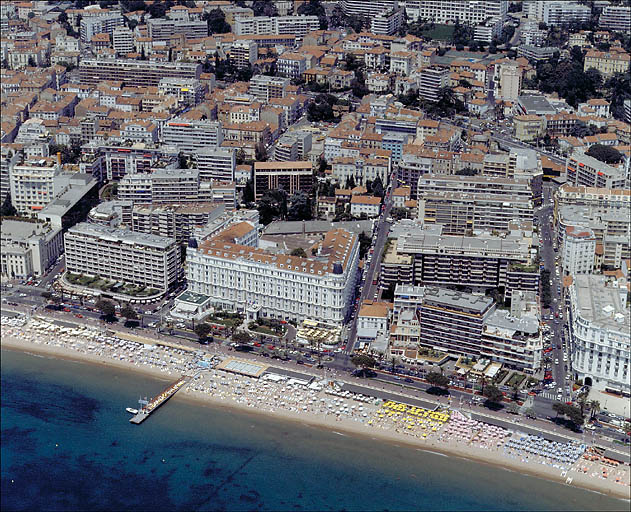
left=540, top=391, right=559, bottom=400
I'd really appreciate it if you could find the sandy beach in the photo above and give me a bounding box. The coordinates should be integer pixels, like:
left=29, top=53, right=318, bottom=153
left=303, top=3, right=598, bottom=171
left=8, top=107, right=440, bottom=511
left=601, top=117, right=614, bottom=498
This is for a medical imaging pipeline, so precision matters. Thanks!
left=2, top=314, right=630, bottom=501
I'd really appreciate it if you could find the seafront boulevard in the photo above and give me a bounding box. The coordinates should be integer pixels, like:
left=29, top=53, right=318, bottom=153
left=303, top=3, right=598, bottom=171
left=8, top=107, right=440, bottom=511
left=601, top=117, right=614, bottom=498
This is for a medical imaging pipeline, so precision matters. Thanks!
left=2, top=311, right=630, bottom=501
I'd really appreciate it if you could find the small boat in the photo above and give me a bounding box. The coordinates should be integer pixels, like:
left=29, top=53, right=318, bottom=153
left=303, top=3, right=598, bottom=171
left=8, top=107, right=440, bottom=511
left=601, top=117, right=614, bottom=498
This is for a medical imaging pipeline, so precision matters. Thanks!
left=126, top=408, right=139, bottom=414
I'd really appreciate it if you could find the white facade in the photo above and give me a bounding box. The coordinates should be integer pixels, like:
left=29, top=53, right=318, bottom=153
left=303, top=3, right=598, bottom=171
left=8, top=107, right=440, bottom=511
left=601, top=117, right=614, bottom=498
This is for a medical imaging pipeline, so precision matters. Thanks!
left=112, top=27, right=134, bottom=55
left=186, top=229, right=359, bottom=323
left=1, top=220, right=63, bottom=279
left=370, top=9, right=404, bottom=36
left=9, top=159, right=60, bottom=215
left=404, top=0, right=507, bottom=24
left=161, top=119, right=223, bottom=155
left=80, top=13, right=124, bottom=43
left=543, top=2, right=591, bottom=26
left=569, top=275, right=630, bottom=394
left=496, top=62, right=522, bottom=101
left=562, top=226, right=596, bottom=276
left=194, top=147, right=236, bottom=182
left=64, top=223, right=182, bottom=293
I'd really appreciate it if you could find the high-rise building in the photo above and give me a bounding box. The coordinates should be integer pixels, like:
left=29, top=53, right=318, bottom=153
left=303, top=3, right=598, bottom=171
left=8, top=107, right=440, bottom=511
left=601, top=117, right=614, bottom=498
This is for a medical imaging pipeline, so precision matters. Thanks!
left=561, top=225, right=596, bottom=276
left=404, top=0, right=507, bottom=25
left=418, top=66, right=450, bottom=102
left=248, top=75, right=290, bottom=102
left=112, top=26, right=134, bottom=55
left=80, top=13, right=124, bottom=43
left=598, top=5, right=631, bottom=33
left=341, top=0, right=397, bottom=17
left=1, top=220, right=63, bottom=279
left=253, top=161, right=313, bottom=200
left=566, top=151, right=627, bottom=189
left=496, top=61, right=522, bottom=101
left=64, top=223, right=182, bottom=293
left=543, top=2, right=591, bottom=26
left=79, top=58, right=201, bottom=87
left=9, top=157, right=60, bottom=214
left=370, top=8, right=404, bottom=36
left=195, top=147, right=236, bottom=182
left=147, top=18, right=208, bottom=40
left=161, top=119, right=223, bottom=155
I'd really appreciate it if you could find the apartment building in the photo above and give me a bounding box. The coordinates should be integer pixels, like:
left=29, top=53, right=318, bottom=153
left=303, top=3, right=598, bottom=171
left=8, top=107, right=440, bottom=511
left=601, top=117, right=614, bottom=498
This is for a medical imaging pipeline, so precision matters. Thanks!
left=1, top=219, right=63, bottom=279
left=147, top=18, right=207, bottom=40
left=419, top=288, right=495, bottom=357
left=393, top=284, right=425, bottom=320
left=161, top=118, right=223, bottom=155
left=1, top=146, right=20, bottom=203
left=89, top=142, right=178, bottom=181
left=555, top=184, right=630, bottom=212
left=513, top=114, right=546, bottom=142
left=340, top=0, right=397, bottom=17
left=396, top=224, right=537, bottom=294
left=568, top=275, right=630, bottom=394
left=418, top=66, right=450, bottom=103
left=194, top=147, right=236, bottom=182
left=234, top=15, right=319, bottom=40
left=157, top=78, right=206, bottom=106
left=599, top=5, right=631, bottom=33
left=583, top=50, right=631, bottom=77
left=561, top=225, right=597, bottom=276
left=390, top=51, right=416, bottom=76
left=404, top=0, right=507, bottom=25
left=273, top=131, right=312, bottom=162
left=495, top=61, right=522, bottom=101
left=253, top=161, right=313, bottom=200
left=79, top=58, right=202, bottom=87
left=277, top=53, right=307, bottom=80
left=542, top=2, right=590, bottom=26
left=481, top=309, right=542, bottom=372
left=112, top=27, right=134, bottom=55
left=357, top=300, right=391, bottom=342
left=248, top=75, right=290, bottom=102
left=557, top=204, right=630, bottom=270
left=227, top=39, right=257, bottom=69
left=117, top=168, right=207, bottom=204
left=350, top=195, right=381, bottom=218
left=9, top=157, right=60, bottom=214
left=370, top=8, right=404, bottom=36
left=80, top=12, right=124, bottom=43
left=131, top=203, right=221, bottom=244
left=566, top=151, right=627, bottom=189
left=186, top=228, right=359, bottom=323
left=64, top=223, right=182, bottom=293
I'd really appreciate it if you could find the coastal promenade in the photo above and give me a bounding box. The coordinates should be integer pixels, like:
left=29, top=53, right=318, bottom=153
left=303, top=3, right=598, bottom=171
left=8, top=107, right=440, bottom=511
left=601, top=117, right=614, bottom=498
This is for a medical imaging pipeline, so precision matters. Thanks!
left=2, top=311, right=630, bottom=500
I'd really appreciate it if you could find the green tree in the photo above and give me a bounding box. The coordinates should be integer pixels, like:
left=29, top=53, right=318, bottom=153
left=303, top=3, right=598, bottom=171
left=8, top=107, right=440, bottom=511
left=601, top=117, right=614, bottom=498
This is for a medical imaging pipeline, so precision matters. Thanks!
left=297, top=0, right=327, bottom=29
left=371, top=176, right=384, bottom=198
left=257, top=189, right=288, bottom=225
left=255, top=142, right=267, bottom=162
left=232, top=330, right=252, bottom=343
left=194, top=323, right=212, bottom=342
left=426, top=371, right=450, bottom=389
left=204, top=7, right=230, bottom=34
left=120, top=304, right=138, bottom=322
left=290, top=247, right=307, bottom=258
left=585, top=144, right=623, bottom=164
left=588, top=400, right=600, bottom=420
left=287, top=191, right=312, bottom=221
left=0, top=194, right=18, bottom=217
left=483, top=384, right=504, bottom=403
left=252, top=0, right=277, bottom=17
left=242, top=178, right=254, bottom=204
left=96, top=299, right=116, bottom=319
left=351, top=354, right=376, bottom=369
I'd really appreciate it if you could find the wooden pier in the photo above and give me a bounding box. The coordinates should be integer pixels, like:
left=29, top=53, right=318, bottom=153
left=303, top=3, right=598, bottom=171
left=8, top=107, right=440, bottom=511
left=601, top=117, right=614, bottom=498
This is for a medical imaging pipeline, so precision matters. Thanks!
left=129, top=376, right=190, bottom=424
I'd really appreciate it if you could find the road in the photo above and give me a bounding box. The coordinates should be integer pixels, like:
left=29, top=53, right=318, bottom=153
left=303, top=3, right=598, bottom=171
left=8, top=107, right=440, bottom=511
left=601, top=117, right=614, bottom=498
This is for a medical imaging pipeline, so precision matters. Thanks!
left=344, top=171, right=396, bottom=355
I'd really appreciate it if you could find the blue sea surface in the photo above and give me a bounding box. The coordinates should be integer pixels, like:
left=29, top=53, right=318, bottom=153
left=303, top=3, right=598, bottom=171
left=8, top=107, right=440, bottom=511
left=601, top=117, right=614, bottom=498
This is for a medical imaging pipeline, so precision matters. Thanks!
left=1, top=348, right=628, bottom=512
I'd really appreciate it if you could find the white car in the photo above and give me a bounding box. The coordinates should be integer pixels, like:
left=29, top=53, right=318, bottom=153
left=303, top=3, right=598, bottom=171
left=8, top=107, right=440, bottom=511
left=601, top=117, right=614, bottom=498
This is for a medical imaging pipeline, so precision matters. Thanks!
left=555, top=359, right=559, bottom=364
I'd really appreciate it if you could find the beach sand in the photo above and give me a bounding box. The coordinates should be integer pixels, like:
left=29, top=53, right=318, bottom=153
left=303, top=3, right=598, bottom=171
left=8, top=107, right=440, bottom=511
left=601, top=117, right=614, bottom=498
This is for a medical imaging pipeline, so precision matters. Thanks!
left=2, top=317, right=629, bottom=502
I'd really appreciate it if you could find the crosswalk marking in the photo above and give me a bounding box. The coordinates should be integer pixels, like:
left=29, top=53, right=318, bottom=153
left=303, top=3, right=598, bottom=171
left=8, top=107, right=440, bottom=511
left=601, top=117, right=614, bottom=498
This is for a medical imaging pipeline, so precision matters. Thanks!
left=538, top=392, right=559, bottom=400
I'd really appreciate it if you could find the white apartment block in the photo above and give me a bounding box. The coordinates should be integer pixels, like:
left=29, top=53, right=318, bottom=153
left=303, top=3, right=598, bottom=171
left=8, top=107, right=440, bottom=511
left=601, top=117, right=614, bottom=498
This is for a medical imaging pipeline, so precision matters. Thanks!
left=158, top=78, right=206, bottom=106
left=418, top=66, right=450, bottom=103
left=248, top=75, right=290, bottom=102
left=64, top=223, right=182, bottom=293
left=543, top=2, right=591, bottom=26
left=234, top=15, right=319, bottom=39
left=147, top=18, right=208, bottom=40
left=161, top=118, right=223, bottom=155
left=194, top=147, right=236, bottom=182
left=357, top=301, right=391, bottom=341
left=404, top=0, right=507, bottom=24
left=186, top=228, right=359, bottom=323
left=599, top=5, right=631, bottom=33
left=277, top=53, right=307, bottom=80
left=569, top=275, right=630, bottom=394
left=80, top=13, right=124, bottom=43
left=350, top=195, right=381, bottom=218
left=370, top=8, right=404, bottom=36
left=341, top=0, right=397, bottom=17
left=1, top=220, right=63, bottom=279
left=112, top=27, right=134, bottom=55
left=496, top=61, right=522, bottom=101
left=9, top=158, right=60, bottom=215
left=227, top=39, right=257, bottom=69
left=390, top=51, right=415, bottom=76
left=561, top=225, right=596, bottom=276
left=566, top=151, right=627, bottom=190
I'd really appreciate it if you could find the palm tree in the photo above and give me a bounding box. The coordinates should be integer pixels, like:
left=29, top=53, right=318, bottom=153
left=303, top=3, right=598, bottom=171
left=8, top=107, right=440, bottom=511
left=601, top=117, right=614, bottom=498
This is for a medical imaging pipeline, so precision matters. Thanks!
left=577, top=394, right=588, bottom=416
left=588, top=400, right=600, bottom=420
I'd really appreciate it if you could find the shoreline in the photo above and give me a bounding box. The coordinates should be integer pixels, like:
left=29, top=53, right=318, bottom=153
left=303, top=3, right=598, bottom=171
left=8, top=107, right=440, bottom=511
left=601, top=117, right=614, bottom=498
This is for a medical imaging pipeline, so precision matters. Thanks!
left=0, top=336, right=631, bottom=501
left=1, top=332, right=630, bottom=502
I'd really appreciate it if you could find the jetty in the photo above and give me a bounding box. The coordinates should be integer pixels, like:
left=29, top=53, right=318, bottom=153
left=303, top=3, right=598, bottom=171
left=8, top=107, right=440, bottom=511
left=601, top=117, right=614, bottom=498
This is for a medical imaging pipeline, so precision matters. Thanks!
left=129, top=375, right=190, bottom=424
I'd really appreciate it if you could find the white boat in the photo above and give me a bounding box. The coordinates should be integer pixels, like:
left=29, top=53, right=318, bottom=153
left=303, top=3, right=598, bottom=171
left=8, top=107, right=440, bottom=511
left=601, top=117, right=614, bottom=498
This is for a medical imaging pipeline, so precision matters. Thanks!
left=126, top=408, right=139, bottom=414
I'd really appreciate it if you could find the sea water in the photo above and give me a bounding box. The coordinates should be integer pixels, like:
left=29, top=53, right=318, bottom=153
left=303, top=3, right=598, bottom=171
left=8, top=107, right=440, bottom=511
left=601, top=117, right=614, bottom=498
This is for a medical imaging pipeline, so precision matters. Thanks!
left=1, top=349, right=627, bottom=512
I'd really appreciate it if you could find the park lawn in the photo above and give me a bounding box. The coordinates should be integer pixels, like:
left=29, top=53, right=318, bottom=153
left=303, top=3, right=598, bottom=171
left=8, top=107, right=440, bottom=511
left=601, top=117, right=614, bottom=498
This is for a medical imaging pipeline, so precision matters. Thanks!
left=506, top=373, right=527, bottom=388
left=421, top=24, right=455, bottom=41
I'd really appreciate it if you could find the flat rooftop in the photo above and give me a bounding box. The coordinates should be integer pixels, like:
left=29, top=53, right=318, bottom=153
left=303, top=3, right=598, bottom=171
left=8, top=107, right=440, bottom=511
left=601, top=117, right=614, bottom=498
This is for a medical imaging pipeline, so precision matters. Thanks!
left=573, top=275, right=630, bottom=333
left=423, top=287, right=494, bottom=313
left=176, top=290, right=211, bottom=305
left=216, top=358, right=268, bottom=378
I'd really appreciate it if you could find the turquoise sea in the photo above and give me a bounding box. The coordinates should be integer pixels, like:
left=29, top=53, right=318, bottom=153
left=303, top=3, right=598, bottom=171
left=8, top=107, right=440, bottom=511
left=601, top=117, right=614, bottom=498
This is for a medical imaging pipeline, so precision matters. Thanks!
left=1, top=348, right=628, bottom=511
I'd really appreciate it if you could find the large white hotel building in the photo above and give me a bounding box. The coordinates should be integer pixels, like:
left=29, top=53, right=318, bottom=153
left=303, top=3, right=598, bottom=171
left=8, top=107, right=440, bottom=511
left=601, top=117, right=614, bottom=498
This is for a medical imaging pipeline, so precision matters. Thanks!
left=186, top=225, right=359, bottom=323
left=568, top=274, right=630, bottom=395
